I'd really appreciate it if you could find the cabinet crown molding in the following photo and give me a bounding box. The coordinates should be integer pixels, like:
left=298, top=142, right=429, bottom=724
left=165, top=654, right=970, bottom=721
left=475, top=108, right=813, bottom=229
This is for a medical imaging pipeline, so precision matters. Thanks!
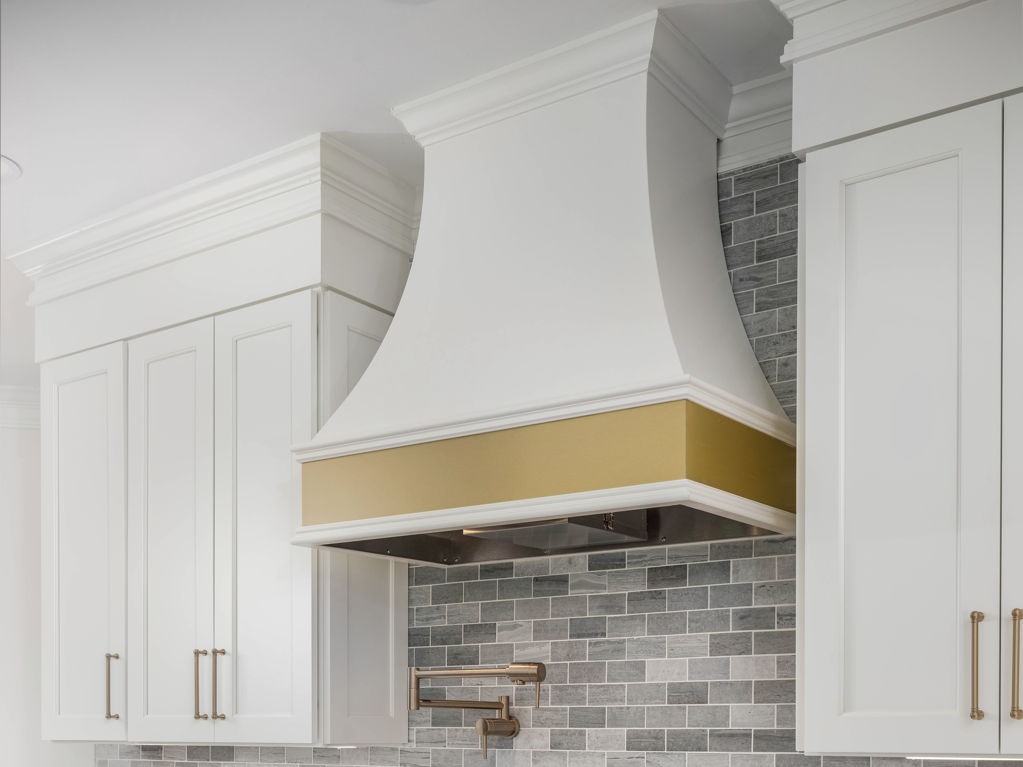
left=772, top=0, right=985, bottom=63
left=719, top=71, right=793, bottom=172
left=10, top=134, right=419, bottom=307
left=393, top=11, right=732, bottom=145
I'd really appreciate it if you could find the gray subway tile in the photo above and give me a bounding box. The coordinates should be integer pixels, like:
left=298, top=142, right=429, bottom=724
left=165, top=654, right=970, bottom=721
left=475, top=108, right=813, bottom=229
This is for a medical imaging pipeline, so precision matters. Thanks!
left=466, top=579, right=498, bottom=602
left=754, top=629, right=796, bottom=655
left=734, top=165, right=779, bottom=195
left=569, top=706, right=608, bottom=728
left=534, top=574, right=570, bottom=596
left=667, top=586, right=709, bottom=611
left=414, top=566, right=446, bottom=585
left=709, top=728, right=753, bottom=752
left=755, top=679, right=796, bottom=703
left=754, top=580, right=796, bottom=605
left=667, top=680, right=709, bottom=704
left=755, top=537, right=796, bottom=556
left=753, top=729, right=796, bottom=752
left=446, top=564, right=480, bottom=582
left=688, top=609, right=732, bottom=634
left=755, top=181, right=797, bottom=214
left=534, top=618, right=570, bottom=641
left=709, top=680, right=753, bottom=703
left=725, top=241, right=756, bottom=271
left=498, top=577, right=533, bottom=599
left=608, top=705, right=647, bottom=727
left=732, top=261, right=777, bottom=293
left=720, top=193, right=755, bottom=223
left=481, top=599, right=515, bottom=622
left=548, top=638, right=589, bottom=662
left=709, top=583, right=753, bottom=608
left=709, top=631, right=753, bottom=656
left=779, top=158, right=800, bottom=183
left=608, top=614, right=648, bottom=637
left=754, top=281, right=797, bottom=312
left=431, top=583, right=464, bottom=604
left=667, top=728, right=708, bottom=752
left=734, top=212, right=779, bottom=244
left=627, top=729, right=666, bottom=751
left=628, top=589, right=666, bottom=614
left=589, top=592, right=628, bottom=615
left=480, top=562, right=515, bottom=579
left=570, top=616, right=607, bottom=639
left=647, top=611, right=688, bottom=636
left=551, top=595, right=589, bottom=618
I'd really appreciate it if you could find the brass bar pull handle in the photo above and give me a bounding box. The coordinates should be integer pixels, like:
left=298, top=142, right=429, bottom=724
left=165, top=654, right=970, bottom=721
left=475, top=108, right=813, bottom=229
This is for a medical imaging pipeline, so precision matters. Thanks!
left=211, top=649, right=226, bottom=720
left=1012, top=608, right=1022, bottom=720
left=104, top=653, right=120, bottom=720
left=971, top=611, right=985, bottom=720
left=194, top=649, right=209, bottom=720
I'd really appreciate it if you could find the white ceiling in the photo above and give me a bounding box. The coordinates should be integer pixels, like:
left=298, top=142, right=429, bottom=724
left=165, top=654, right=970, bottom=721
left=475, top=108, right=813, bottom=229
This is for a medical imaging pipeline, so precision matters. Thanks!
left=0, top=0, right=789, bottom=258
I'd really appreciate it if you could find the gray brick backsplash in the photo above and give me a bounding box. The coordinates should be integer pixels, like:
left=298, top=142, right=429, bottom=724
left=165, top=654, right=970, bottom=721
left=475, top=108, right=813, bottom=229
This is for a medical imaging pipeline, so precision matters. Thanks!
left=717, top=155, right=799, bottom=421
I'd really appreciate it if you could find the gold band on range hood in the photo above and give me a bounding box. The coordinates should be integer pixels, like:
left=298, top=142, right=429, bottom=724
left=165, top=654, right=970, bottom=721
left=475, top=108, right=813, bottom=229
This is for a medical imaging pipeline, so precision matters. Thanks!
left=301, top=400, right=795, bottom=526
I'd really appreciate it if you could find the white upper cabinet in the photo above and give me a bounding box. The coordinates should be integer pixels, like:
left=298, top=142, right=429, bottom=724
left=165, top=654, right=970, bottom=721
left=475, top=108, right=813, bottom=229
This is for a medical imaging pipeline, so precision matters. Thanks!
left=801, top=98, right=1019, bottom=755
left=212, top=293, right=316, bottom=743
left=127, top=320, right=216, bottom=743
left=40, top=344, right=127, bottom=741
left=113, top=289, right=406, bottom=745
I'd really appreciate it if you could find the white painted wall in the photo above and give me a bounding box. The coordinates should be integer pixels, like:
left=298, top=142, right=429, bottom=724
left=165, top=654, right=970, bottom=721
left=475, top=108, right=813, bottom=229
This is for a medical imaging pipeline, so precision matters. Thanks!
left=0, top=422, right=92, bottom=766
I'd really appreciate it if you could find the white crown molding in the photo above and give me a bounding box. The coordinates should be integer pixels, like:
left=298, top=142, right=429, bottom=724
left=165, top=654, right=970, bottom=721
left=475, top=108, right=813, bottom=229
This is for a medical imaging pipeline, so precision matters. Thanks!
left=718, top=72, right=794, bottom=171
left=10, top=134, right=418, bottom=306
left=393, top=11, right=731, bottom=146
left=0, top=385, right=40, bottom=429
left=775, top=0, right=984, bottom=63
left=294, top=376, right=795, bottom=464
left=291, top=478, right=795, bottom=549
left=648, top=14, right=732, bottom=137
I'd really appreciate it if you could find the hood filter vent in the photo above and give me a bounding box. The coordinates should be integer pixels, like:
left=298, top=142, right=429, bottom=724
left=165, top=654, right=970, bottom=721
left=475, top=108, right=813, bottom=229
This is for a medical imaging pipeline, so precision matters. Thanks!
left=326, top=506, right=773, bottom=565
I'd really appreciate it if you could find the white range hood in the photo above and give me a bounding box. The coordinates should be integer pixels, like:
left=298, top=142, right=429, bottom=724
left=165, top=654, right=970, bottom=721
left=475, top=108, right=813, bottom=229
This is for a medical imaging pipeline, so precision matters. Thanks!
left=293, top=12, right=796, bottom=563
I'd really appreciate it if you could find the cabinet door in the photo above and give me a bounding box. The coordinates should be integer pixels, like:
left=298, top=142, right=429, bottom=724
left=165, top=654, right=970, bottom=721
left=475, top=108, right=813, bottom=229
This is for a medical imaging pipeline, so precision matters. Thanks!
left=40, top=344, right=126, bottom=740
left=317, top=289, right=409, bottom=745
left=127, top=320, right=215, bottom=742
left=802, top=101, right=1003, bottom=753
left=1003, top=93, right=1023, bottom=757
left=212, top=292, right=316, bottom=743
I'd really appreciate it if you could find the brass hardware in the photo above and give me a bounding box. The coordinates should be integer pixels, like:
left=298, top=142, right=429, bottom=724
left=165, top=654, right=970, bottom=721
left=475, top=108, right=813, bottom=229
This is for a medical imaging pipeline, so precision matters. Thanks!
left=409, top=663, right=545, bottom=756
left=476, top=706, right=520, bottom=759
left=971, top=611, right=985, bottom=720
left=104, top=653, right=120, bottom=720
left=1012, top=608, right=1022, bottom=720
left=194, top=649, right=209, bottom=720
left=211, top=649, right=226, bottom=720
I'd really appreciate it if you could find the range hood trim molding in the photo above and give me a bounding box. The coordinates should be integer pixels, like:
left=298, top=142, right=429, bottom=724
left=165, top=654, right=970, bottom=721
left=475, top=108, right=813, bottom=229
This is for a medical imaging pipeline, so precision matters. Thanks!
left=294, top=376, right=796, bottom=464
left=392, top=10, right=731, bottom=147
left=291, top=478, right=796, bottom=549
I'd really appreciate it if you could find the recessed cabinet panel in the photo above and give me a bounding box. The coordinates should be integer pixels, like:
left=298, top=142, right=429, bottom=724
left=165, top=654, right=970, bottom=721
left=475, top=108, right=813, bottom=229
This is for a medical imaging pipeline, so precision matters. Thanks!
left=213, top=292, right=315, bottom=743
left=841, top=157, right=961, bottom=715
left=127, top=320, right=215, bottom=743
left=803, top=100, right=1003, bottom=754
left=40, top=344, right=126, bottom=740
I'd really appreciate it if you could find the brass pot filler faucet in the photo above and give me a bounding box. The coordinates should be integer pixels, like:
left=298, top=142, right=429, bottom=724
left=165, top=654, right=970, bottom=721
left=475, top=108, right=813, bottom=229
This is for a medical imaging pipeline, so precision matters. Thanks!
left=409, top=662, right=547, bottom=757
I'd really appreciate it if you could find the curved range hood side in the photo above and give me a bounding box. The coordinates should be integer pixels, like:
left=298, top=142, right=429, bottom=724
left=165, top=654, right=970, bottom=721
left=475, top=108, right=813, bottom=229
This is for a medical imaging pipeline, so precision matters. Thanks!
left=293, top=12, right=796, bottom=559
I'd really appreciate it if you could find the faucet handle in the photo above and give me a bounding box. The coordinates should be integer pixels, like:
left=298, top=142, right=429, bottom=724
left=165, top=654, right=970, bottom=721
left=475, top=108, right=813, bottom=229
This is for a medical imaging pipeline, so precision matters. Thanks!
left=476, top=716, right=520, bottom=759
